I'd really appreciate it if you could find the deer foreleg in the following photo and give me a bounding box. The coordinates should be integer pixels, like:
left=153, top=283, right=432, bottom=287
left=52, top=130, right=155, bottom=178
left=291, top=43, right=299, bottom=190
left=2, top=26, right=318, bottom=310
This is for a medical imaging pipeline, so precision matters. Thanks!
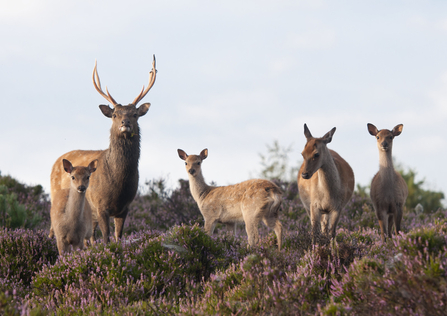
left=97, top=211, right=110, bottom=243
left=114, top=207, right=129, bottom=241
left=327, top=210, right=341, bottom=239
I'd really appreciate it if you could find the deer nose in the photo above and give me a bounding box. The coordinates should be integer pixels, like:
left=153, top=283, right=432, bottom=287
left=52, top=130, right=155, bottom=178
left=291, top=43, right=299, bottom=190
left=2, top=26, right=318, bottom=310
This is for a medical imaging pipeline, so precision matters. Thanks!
left=301, top=173, right=310, bottom=179
left=122, top=119, right=130, bottom=126
left=189, top=169, right=195, bottom=175
left=77, top=185, right=86, bottom=193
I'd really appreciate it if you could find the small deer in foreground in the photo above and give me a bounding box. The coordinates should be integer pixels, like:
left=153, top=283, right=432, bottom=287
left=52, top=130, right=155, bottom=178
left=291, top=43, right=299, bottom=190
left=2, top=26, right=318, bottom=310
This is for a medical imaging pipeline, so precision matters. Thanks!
left=297, top=124, right=355, bottom=240
left=177, top=149, right=283, bottom=250
left=367, top=123, right=408, bottom=242
left=50, top=159, right=97, bottom=254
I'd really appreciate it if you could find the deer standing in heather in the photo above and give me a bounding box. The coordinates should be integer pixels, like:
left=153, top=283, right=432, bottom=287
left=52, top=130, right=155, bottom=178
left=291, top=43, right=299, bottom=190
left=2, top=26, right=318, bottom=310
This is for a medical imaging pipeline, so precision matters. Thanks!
left=367, top=123, right=408, bottom=242
left=297, top=124, right=355, bottom=240
left=50, top=56, right=157, bottom=243
left=177, top=149, right=283, bottom=250
left=50, top=159, right=97, bottom=254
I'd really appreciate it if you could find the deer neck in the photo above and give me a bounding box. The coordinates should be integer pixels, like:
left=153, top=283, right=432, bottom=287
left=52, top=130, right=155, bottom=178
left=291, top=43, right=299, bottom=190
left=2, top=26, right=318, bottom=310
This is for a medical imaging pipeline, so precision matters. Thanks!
left=318, top=150, right=341, bottom=193
left=66, top=189, right=86, bottom=221
left=106, top=130, right=141, bottom=177
left=188, top=172, right=211, bottom=203
left=378, top=148, right=395, bottom=179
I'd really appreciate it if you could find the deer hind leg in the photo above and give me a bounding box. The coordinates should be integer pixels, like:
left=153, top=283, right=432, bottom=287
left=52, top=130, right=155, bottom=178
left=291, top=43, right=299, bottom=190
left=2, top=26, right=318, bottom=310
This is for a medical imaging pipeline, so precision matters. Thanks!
left=225, top=223, right=237, bottom=236
left=262, top=216, right=283, bottom=250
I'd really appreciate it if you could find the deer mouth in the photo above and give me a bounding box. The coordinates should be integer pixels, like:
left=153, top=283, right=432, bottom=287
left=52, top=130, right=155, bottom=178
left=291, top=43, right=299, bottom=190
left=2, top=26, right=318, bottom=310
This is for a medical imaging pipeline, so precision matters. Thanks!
left=120, top=125, right=132, bottom=133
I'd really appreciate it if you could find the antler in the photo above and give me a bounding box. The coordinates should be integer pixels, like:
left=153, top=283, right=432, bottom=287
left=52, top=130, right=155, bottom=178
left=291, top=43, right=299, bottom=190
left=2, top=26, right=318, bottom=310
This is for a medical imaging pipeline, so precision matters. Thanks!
left=92, top=61, right=118, bottom=107
left=132, top=55, right=157, bottom=106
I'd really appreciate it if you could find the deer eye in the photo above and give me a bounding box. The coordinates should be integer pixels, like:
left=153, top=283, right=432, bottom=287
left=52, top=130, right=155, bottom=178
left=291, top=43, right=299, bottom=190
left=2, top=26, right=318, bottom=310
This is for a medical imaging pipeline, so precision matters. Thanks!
left=71, top=176, right=75, bottom=180
left=185, top=162, right=187, bottom=166
left=87, top=176, right=90, bottom=180
left=314, top=153, right=320, bottom=159
left=197, top=162, right=201, bottom=166
left=113, top=114, right=117, bottom=119
left=133, top=114, right=137, bottom=118
left=376, top=136, right=379, bottom=140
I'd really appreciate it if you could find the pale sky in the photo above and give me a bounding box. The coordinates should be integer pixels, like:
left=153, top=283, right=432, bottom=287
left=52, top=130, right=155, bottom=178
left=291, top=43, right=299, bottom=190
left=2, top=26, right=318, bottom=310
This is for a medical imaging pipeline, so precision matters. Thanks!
left=1, top=0, right=446, bottom=203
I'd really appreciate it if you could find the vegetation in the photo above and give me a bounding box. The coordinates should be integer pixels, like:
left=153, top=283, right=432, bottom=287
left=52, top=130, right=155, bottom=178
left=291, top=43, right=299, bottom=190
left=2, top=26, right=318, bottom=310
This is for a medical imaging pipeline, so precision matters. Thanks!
left=0, top=148, right=445, bottom=314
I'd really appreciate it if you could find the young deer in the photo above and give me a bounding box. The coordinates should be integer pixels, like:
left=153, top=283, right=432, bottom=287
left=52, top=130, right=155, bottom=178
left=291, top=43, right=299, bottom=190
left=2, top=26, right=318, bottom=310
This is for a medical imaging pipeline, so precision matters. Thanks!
left=177, top=149, right=283, bottom=250
left=367, top=123, right=408, bottom=242
left=297, top=124, right=355, bottom=240
left=50, top=159, right=97, bottom=254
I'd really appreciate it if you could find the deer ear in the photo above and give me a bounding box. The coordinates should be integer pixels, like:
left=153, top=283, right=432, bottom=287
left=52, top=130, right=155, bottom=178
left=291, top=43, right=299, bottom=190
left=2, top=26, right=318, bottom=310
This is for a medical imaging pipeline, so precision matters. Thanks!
left=322, top=127, right=336, bottom=144
left=304, top=124, right=313, bottom=140
left=99, top=105, right=113, bottom=118
left=392, top=124, right=403, bottom=137
left=137, top=103, right=151, bottom=117
left=177, top=149, right=188, bottom=161
left=367, top=123, right=379, bottom=136
left=62, top=159, right=73, bottom=174
left=200, top=149, right=208, bottom=160
left=88, top=160, right=98, bottom=173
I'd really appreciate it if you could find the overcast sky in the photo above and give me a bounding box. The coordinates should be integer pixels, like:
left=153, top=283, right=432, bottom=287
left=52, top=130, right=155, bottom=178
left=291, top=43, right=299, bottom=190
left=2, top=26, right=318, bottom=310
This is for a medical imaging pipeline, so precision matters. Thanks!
left=1, top=0, right=446, bottom=203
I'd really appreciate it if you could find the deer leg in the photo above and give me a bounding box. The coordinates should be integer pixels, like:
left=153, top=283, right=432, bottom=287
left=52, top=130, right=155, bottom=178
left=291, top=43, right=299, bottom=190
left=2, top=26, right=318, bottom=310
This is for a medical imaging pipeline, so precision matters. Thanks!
left=387, top=214, right=394, bottom=238
left=97, top=210, right=110, bottom=243
left=90, top=221, right=98, bottom=243
left=225, top=223, right=237, bottom=236
left=48, top=225, right=54, bottom=238
left=394, top=203, right=403, bottom=235
left=327, top=210, right=341, bottom=239
left=114, top=207, right=129, bottom=241
left=310, top=207, right=322, bottom=243
left=243, top=209, right=261, bottom=247
left=262, top=217, right=283, bottom=250
left=204, top=219, right=217, bottom=235
left=376, top=209, right=387, bottom=243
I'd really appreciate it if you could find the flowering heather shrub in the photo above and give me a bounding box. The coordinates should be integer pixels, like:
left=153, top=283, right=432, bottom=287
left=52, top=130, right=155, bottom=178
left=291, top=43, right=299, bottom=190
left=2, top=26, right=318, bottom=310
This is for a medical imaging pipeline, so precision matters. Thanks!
left=0, top=228, right=57, bottom=295
left=125, top=179, right=202, bottom=233
left=29, top=225, right=244, bottom=314
left=0, top=175, right=446, bottom=315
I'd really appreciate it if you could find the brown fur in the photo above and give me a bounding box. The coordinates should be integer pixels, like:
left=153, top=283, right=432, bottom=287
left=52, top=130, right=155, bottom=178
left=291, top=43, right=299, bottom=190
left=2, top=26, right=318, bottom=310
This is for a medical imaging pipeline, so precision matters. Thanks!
left=297, top=124, right=355, bottom=239
left=50, top=59, right=156, bottom=242
left=368, top=123, right=408, bottom=242
left=178, top=148, right=283, bottom=250
left=50, top=159, right=97, bottom=254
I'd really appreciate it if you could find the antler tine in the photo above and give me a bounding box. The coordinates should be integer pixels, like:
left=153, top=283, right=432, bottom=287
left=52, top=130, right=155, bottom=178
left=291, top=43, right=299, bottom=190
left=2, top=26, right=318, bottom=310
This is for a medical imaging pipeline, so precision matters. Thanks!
left=92, top=60, right=118, bottom=107
left=132, top=55, right=157, bottom=106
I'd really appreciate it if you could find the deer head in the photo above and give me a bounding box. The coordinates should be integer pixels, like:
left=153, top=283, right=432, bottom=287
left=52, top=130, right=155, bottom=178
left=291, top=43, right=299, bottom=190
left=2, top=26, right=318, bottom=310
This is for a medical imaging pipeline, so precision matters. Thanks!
left=367, top=123, right=403, bottom=152
left=177, top=149, right=208, bottom=177
left=63, top=159, right=98, bottom=193
left=300, top=124, right=336, bottom=180
left=92, top=55, right=157, bottom=139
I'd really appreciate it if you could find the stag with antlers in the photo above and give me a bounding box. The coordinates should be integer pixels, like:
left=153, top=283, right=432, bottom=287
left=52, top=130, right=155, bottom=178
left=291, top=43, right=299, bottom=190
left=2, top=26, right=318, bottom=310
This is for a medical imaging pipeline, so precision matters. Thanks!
left=49, top=56, right=157, bottom=243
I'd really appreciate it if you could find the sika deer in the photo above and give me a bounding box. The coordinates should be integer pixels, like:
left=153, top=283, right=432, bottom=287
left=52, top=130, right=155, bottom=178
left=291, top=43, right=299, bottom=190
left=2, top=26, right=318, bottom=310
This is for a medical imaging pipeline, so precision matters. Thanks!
left=177, top=149, right=283, bottom=250
left=50, top=56, right=157, bottom=243
left=50, top=159, right=97, bottom=254
left=297, top=124, right=355, bottom=240
left=367, top=123, right=408, bottom=242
